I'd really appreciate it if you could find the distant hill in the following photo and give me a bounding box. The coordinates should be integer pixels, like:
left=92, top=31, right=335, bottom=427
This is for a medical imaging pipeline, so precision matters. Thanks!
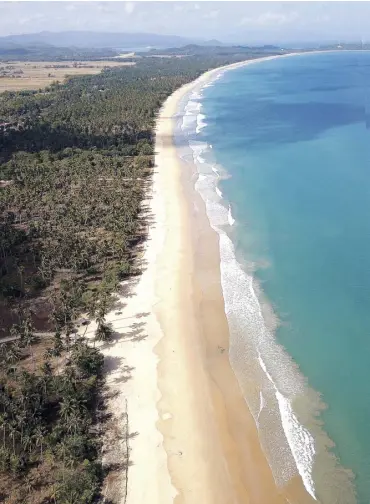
left=0, top=31, right=199, bottom=50
left=147, top=44, right=284, bottom=56
left=0, top=39, right=118, bottom=61
left=0, top=31, right=288, bottom=63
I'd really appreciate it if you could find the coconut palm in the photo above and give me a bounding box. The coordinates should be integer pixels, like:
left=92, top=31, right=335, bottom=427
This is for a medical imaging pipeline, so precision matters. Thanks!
left=0, top=49, right=256, bottom=502
left=0, top=413, right=7, bottom=449
left=6, top=343, right=21, bottom=365
left=33, top=424, right=46, bottom=461
left=8, top=423, right=18, bottom=455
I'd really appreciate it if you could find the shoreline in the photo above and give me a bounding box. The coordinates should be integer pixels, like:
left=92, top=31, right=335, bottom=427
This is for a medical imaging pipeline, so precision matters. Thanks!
left=152, top=54, right=316, bottom=503
left=99, top=53, right=319, bottom=504
left=175, top=51, right=358, bottom=504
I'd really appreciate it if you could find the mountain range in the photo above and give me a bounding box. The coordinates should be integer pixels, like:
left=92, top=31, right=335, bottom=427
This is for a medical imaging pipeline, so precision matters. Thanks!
left=0, top=31, right=216, bottom=50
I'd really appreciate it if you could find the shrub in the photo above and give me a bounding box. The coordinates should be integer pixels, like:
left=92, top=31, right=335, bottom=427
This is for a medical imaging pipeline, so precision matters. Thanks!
left=56, top=464, right=100, bottom=504
left=71, top=343, right=104, bottom=378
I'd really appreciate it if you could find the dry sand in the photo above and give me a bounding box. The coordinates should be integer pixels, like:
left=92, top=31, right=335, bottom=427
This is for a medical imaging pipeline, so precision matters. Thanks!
left=94, top=55, right=317, bottom=504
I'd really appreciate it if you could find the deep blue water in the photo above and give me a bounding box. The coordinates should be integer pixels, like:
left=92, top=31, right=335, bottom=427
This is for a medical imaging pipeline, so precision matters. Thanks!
left=200, top=52, right=370, bottom=503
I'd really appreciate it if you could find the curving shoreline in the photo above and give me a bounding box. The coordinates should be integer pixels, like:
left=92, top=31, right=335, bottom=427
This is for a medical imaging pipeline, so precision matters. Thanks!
left=100, top=54, right=320, bottom=504
left=152, top=56, right=315, bottom=504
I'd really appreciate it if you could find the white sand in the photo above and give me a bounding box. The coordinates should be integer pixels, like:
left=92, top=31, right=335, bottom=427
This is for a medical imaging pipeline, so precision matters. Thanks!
left=92, top=52, right=315, bottom=504
left=89, top=130, right=176, bottom=502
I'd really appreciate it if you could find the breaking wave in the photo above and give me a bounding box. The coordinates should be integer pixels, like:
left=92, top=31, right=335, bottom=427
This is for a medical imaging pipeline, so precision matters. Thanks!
left=177, top=72, right=320, bottom=499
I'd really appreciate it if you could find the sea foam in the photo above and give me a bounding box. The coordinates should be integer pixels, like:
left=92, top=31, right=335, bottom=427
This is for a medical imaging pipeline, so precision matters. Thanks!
left=178, top=74, right=319, bottom=500
left=227, top=205, right=235, bottom=226
left=257, top=391, right=265, bottom=422
left=196, top=113, right=207, bottom=134
left=217, top=224, right=317, bottom=498
left=215, top=187, right=223, bottom=198
left=258, top=354, right=317, bottom=500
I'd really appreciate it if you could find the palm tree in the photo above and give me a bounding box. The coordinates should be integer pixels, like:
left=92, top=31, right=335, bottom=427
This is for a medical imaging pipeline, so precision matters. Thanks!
left=41, top=360, right=52, bottom=377
left=0, top=343, right=7, bottom=363
left=40, top=362, right=52, bottom=397
left=17, top=264, right=25, bottom=292
left=15, top=411, right=27, bottom=446
left=6, top=343, right=21, bottom=365
left=59, top=397, right=85, bottom=424
left=22, top=432, right=34, bottom=455
left=66, top=413, right=81, bottom=436
left=0, top=413, right=7, bottom=449
left=8, top=423, right=18, bottom=455
left=94, top=321, right=113, bottom=345
left=0, top=51, right=238, bottom=496
left=19, top=315, right=36, bottom=369
left=94, top=294, right=113, bottom=345
left=33, top=424, right=46, bottom=461
left=9, top=323, right=22, bottom=344
left=53, top=330, right=64, bottom=356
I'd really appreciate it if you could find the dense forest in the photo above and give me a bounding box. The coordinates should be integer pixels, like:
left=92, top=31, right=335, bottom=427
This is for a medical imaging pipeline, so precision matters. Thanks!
left=146, top=43, right=287, bottom=56
left=0, top=49, right=279, bottom=502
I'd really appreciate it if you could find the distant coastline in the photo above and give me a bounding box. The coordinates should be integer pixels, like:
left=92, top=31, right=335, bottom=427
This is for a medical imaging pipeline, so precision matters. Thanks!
left=154, top=48, right=363, bottom=504
left=174, top=50, right=359, bottom=504
left=148, top=52, right=318, bottom=504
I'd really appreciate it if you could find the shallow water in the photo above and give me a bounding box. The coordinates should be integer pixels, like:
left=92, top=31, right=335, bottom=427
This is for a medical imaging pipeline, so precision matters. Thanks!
left=177, top=52, right=370, bottom=504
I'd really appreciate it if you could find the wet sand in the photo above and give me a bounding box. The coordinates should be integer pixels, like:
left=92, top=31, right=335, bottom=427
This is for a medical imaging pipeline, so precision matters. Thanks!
left=153, top=63, right=316, bottom=504
left=98, top=55, right=317, bottom=504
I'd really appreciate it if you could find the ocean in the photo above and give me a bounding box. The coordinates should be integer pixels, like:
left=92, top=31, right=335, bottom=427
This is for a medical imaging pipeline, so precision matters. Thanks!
left=176, top=51, right=370, bottom=504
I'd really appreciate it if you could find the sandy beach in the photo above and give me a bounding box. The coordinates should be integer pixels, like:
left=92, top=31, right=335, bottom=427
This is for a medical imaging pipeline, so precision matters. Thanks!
left=97, top=55, right=318, bottom=504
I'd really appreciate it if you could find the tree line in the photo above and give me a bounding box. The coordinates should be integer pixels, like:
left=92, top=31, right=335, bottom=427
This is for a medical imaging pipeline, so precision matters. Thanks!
left=0, top=50, right=278, bottom=502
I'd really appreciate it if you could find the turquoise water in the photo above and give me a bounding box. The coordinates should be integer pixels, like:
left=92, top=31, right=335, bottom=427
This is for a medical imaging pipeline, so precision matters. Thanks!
left=194, top=53, right=370, bottom=503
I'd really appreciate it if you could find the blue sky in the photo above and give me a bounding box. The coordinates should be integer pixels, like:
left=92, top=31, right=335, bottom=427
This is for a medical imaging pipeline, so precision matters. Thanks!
left=0, top=1, right=367, bottom=44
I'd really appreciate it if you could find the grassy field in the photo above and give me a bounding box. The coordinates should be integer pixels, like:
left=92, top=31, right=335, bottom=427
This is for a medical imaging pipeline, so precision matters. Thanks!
left=0, top=60, right=135, bottom=91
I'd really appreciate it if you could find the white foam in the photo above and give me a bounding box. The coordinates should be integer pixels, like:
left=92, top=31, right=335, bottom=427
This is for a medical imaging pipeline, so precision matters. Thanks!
left=191, top=90, right=202, bottom=100
left=186, top=100, right=201, bottom=114
left=181, top=114, right=196, bottom=132
left=276, top=391, right=317, bottom=500
left=258, top=353, right=274, bottom=383
left=189, top=141, right=209, bottom=166
left=228, top=205, right=235, bottom=226
left=196, top=113, right=207, bottom=134
left=258, top=355, right=317, bottom=500
left=215, top=187, right=223, bottom=198
left=194, top=169, right=318, bottom=496
left=178, top=55, right=352, bottom=502
left=257, top=391, right=265, bottom=422
left=181, top=98, right=203, bottom=133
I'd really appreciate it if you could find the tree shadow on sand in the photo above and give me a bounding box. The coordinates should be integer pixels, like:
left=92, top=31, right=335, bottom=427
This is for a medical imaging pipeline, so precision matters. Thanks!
left=103, top=316, right=149, bottom=347
left=104, top=355, right=125, bottom=373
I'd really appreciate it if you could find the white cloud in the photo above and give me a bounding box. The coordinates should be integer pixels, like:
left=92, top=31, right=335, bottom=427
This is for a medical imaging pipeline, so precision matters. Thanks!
left=203, top=10, right=219, bottom=20
left=65, top=4, right=76, bottom=12
left=315, top=14, right=330, bottom=24
left=19, top=13, right=45, bottom=26
left=96, top=3, right=114, bottom=14
left=240, top=11, right=299, bottom=27
left=125, top=2, right=135, bottom=15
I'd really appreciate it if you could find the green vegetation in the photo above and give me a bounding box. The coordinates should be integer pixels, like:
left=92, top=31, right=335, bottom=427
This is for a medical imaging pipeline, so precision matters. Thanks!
left=0, top=315, right=106, bottom=503
left=0, top=44, right=119, bottom=62
left=0, top=49, right=280, bottom=502
left=0, top=54, right=274, bottom=336
left=146, top=43, right=286, bottom=57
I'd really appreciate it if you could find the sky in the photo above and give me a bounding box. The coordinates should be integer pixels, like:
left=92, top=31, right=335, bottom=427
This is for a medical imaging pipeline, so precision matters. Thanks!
left=0, top=1, right=367, bottom=45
